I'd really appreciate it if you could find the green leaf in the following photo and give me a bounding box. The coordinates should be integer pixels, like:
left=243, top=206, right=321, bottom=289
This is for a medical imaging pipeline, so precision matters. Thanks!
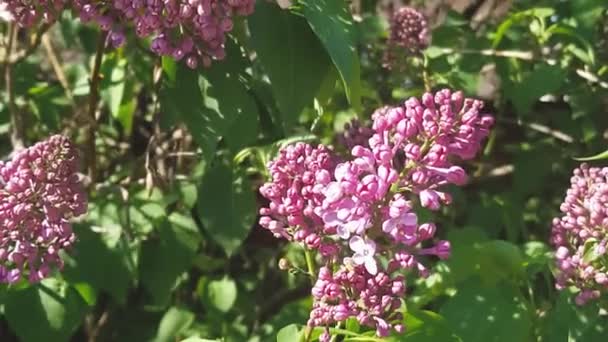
left=5, top=278, right=88, bottom=342
left=276, top=324, right=302, bottom=342
left=205, top=276, right=238, bottom=313
left=196, top=160, right=256, bottom=256
left=441, top=279, right=532, bottom=342
left=100, top=52, right=127, bottom=127
left=248, top=1, right=332, bottom=130
left=542, top=292, right=608, bottom=341
left=63, top=223, right=133, bottom=304
left=582, top=238, right=601, bottom=264
left=509, top=64, right=564, bottom=115
left=478, top=240, right=525, bottom=279
left=139, top=213, right=202, bottom=305
left=300, top=0, right=361, bottom=109
left=161, top=43, right=254, bottom=162
left=574, top=149, right=608, bottom=161
left=154, top=307, right=195, bottom=342
left=493, top=7, right=555, bottom=47
left=397, top=307, right=460, bottom=341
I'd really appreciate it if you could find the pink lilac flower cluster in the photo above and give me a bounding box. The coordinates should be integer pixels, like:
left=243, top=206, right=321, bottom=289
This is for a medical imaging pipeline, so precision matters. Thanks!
left=259, top=89, right=493, bottom=338
left=0, top=135, right=87, bottom=284
left=551, top=163, right=608, bottom=305
left=3, top=0, right=255, bottom=68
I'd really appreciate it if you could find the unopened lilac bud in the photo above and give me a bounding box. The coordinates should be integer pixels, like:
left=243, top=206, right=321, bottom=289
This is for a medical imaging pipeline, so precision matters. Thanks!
left=278, top=258, right=290, bottom=271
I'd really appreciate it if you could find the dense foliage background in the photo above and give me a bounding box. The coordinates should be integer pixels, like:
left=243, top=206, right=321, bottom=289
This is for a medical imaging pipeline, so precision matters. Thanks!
left=0, top=0, right=607, bottom=341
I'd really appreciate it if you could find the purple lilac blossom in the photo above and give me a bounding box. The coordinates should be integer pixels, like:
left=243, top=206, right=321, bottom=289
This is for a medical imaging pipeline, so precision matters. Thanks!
left=0, top=135, right=87, bottom=283
left=3, top=0, right=255, bottom=67
left=552, top=163, right=608, bottom=305
left=259, top=89, right=494, bottom=337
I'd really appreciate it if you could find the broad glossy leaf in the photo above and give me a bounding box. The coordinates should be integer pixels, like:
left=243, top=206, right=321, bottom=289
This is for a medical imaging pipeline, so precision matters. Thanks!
left=441, top=279, right=532, bottom=342
left=154, top=307, right=195, bottom=342
left=300, top=0, right=361, bottom=109
left=205, top=277, right=238, bottom=313
left=161, top=42, right=254, bottom=162
left=542, top=292, right=608, bottom=341
left=248, top=1, right=332, bottom=130
left=5, top=278, right=88, bottom=342
left=276, top=324, right=302, bottom=342
left=139, top=213, right=202, bottom=305
left=63, top=224, right=132, bottom=304
left=196, top=160, right=256, bottom=256
left=397, top=307, right=460, bottom=341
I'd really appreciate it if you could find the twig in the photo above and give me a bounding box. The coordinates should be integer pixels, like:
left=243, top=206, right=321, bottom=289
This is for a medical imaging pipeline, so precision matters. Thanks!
left=4, top=24, right=25, bottom=150
left=8, top=23, right=50, bottom=64
left=497, top=117, right=574, bottom=143
left=85, top=31, right=108, bottom=184
left=42, top=33, right=75, bottom=103
left=434, top=47, right=608, bottom=89
left=88, top=310, right=109, bottom=342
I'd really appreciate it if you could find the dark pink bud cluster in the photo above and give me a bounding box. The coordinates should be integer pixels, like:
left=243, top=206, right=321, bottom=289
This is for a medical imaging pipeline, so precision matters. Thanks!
left=389, top=7, right=429, bottom=52
left=384, top=6, right=429, bottom=68
left=311, top=265, right=405, bottom=339
left=551, top=163, right=608, bottom=305
left=3, top=0, right=255, bottom=68
left=337, top=119, right=374, bottom=152
left=259, top=89, right=493, bottom=337
left=0, top=135, right=87, bottom=284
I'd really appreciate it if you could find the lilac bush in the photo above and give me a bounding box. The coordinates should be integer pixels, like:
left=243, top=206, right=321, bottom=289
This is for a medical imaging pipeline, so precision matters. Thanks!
left=552, top=163, right=608, bottom=305
left=259, top=89, right=494, bottom=337
left=0, top=135, right=87, bottom=284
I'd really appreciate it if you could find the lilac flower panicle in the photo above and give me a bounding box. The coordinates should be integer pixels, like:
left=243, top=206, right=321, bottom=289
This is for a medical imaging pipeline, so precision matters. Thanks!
left=259, top=89, right=494, bottom=337
left=0, top=135, right=87, bottom=284
left=384, top=6, right=429, bottom=67
left=389, top=7, right=429, bottom=52
left=3, top=0, right=255, bottom=67
left=551, top=163, right=608, bottom=305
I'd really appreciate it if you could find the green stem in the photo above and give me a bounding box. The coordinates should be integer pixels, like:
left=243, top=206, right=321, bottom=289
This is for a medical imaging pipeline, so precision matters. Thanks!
left=304, top=249, right=316, bottom=284
left=421, top=54, right=431, bottom=92
left=302, top=249, right=316, bottom=342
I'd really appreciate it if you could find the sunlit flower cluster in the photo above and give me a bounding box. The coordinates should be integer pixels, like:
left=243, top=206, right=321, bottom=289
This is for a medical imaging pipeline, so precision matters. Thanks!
left=0, top=135, right=87, bottom=283
left=552, top=163, right=608, bottom=305
left=2, top=0, right=255, bottom=67
left=259, top=89, right=493, bottom=337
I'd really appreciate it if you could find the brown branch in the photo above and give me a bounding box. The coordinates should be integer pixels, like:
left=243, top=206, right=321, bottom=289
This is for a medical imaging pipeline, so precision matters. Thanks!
left=434, top=47, right=608, bottom=89
left=42, top=33, right=75, bottom=103
left=4, top=24, right=25, bottom=151
left=85, top=31, right=108, bottom=184
left=8, top=23, right=50, bottom=65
